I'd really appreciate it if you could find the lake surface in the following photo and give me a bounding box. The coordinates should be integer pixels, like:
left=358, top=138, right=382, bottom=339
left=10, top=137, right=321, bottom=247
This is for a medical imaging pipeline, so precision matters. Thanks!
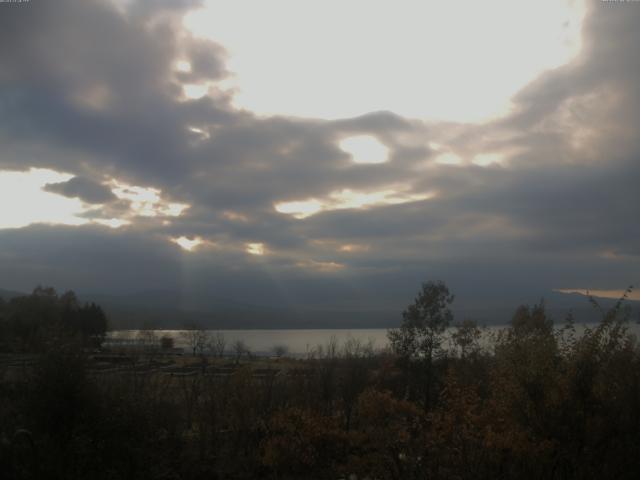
left=107, top=323, right=640, bottom=356
left=107, top=328, right=391, bottom=356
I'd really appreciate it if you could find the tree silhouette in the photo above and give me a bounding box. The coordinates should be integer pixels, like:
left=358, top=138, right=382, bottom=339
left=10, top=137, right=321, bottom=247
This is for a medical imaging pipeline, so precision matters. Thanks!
left=388, top=280, right=454, bottom=362
left=388, top=280, right=454, bottom=409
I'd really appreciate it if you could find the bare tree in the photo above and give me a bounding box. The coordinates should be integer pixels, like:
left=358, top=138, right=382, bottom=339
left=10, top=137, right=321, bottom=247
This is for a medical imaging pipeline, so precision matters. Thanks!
left=137, top=325, right=159, bottom=359
left=271, top=344, right=289, bottom=358
left=232, top=339, right=249, bottom=364
left=181, top=322, right=208, bottom=356
left=137, top=321, right=159, bottom=348
left=342, top=336, right=376, bottom=359
left=208, top=331, right=226, bottom=358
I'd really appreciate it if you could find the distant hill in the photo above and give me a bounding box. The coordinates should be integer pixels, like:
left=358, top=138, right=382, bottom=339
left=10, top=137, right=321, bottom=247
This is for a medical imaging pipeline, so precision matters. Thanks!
left=455, top=290, right=640, bottom=327
left=1, top=286, right=638, bottom=330
left=79, top=290, right=400, bottom=330
left=72, top=288, right=640, bottom=330
left=0, top=288, right=26, bottom=300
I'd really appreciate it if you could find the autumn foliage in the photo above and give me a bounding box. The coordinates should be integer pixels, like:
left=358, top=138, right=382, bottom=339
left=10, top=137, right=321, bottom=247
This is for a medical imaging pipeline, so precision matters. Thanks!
left=1, top=284, right=640, bottom=479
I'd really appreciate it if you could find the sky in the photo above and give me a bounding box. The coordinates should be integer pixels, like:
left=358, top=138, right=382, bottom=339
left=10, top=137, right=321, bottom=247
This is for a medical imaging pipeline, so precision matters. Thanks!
left=0, top=0, right=638, bottom=319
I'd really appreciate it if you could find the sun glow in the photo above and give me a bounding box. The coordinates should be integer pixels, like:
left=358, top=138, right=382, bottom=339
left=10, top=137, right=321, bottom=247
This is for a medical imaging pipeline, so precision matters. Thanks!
left=183, top=83, right=210, bottom=99
left=0, top=169, right=190, bottom=230
left=295, top=259, right=344, bottom=272
left=93, top=218, right=131, bottom=229
left=339, top=243, right=369, bottom=253
left=275, top=187, right=434, bottom=219
left=246, top=242, right=265, bottom=255
left=472, top=153, right=506, bottom=167
left=175, top=60, right=192, bottom=73
left=110, top=181, right=189, bottom=217
left=222, top=210, right=249, bottom=222
left=555, top=289, right=640, bottom=302
left=187, top=125, right=211, bottom=140
left=0, top=169, right=89, bottom=229
left=339, top=135, right=389, bottom=164
left=184, top=0, right=585, bottom=122
left=274, top=199, right=324, bottom=219
left=171, top=236, right=203, bottom=251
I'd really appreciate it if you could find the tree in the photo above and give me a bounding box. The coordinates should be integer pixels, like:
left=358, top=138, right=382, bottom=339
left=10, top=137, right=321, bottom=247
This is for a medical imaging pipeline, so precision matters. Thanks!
left=160, top=335, right=175, bottom=350
left=232, top=339, right=249, bottom=364
left=510, top=301, right=553, bottom=338
left=452, top=319, right=482, bottom=358
left=271, top=344, right=288, bottom=358
left=388, top=281, right=454, bottom=409
left=209, top=331, right=226, bottom=358
left=388, top=280, right=454, bottom=362
left=77, top=302, right=108, bottom=347
left=181, top=322, right=208, bottom=356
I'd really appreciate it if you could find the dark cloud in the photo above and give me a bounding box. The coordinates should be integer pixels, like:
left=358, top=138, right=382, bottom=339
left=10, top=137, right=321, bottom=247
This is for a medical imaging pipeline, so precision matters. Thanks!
left=0, top=0, right=638, bottom=317
left=44, top=176, right=116, bottom=204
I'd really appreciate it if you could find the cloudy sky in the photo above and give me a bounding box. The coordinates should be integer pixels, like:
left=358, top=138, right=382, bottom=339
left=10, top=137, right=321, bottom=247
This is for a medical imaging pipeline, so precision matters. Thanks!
left=0, top=0, right=638, bottom=317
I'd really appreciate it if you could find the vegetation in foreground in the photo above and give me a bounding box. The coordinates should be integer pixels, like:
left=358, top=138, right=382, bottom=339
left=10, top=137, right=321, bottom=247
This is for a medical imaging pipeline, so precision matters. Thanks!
left=0, top=282, right=639, bottom=479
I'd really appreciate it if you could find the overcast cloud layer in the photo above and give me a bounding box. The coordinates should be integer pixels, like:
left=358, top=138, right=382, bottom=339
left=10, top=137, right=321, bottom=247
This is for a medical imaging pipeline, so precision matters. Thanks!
left=0, top=0, right=638, bottom=320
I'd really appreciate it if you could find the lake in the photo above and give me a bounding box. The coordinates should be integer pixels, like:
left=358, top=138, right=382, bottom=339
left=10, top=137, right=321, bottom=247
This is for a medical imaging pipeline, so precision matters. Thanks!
left=107, top=323, right=640, bottom=356
left=107, top=328, right=391, bottom=356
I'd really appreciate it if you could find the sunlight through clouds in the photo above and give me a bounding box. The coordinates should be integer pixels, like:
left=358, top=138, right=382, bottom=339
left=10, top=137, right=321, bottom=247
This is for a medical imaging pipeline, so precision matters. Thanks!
left=339, top=244, right=370, bottom=253
left=187, top=125, right=211, bottom=140
left=93, top=218, right=131, bottom=229
left=339, top=135, right=389, bottom=164
left=171, top=236, right=204, bottom=251
left=246, top=242, right=265, bottom=255
left=110, top=181, right=189, bottom=218
left=184, top=0, right=586, bottom=122
left=2, top=0, right=636, bottom=326
left=0, top=169, right=88, bottom=229
left=274, top=199, right=324, bottom=219
left=0, top=169, right=190, bottom=230
left=222, top=210, right=249, bottom=222
left=555, top=289, right=640, bottom=302
left=275, top=187, right=434, bottom=219
left=182, top=83, right=210, bottom=99
left=175, top=60, right=192, bottom=73
left=295, top=259, right=344, bottom=272
left=472, top=153, right=506, bottom=167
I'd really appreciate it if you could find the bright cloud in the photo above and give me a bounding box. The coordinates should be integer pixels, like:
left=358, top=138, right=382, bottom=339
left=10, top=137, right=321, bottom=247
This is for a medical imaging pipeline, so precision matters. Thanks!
left=185, top=0, right=585, bottom=122
left=0, top=169, right=189, bottom=230
left=0, top=169, right=88, bottom=229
